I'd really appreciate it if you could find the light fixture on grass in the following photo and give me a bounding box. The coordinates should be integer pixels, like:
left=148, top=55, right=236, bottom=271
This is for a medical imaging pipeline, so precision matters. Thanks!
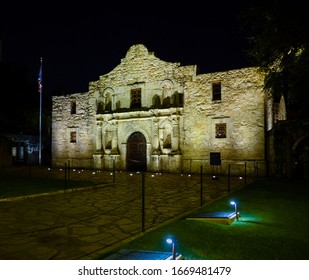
left=166, top=238, right=176, bottom=260
left=230, top=201, right=239, bottom=221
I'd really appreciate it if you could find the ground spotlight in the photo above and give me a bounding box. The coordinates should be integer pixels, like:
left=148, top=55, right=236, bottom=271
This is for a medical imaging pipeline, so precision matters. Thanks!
left=230, top=201, right=239, bottom=221
left=166, top=238, right=176, bottom=260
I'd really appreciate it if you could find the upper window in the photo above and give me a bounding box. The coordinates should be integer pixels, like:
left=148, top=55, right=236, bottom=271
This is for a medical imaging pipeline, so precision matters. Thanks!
left=71, top=100, right=76, bottom=114
left=70, top=131, right=77, bottom=143
left=212, top=82, right=221, bottom=101
left=130, top=88, right=141, bottom=108
left=215, top=123, right=226, bottom=138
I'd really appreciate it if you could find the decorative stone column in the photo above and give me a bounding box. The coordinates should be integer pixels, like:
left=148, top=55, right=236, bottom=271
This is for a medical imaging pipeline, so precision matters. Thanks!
left=172, top=118, right=180, bottom=152
left=152, top=117, right=160, bottom=154
left=112, top=93, right=116, bottom=111
left=111, top=123, right=119, bottom=154
left=159, top=128, right=164, bottom=154
left=96, top=122, right=103, bottom=151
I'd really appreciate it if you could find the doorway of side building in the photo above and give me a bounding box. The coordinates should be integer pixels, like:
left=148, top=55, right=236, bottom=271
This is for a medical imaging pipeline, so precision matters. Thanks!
left=127, top=132, right=147, bottom=171
left=292, top=136, right=309, bottom=179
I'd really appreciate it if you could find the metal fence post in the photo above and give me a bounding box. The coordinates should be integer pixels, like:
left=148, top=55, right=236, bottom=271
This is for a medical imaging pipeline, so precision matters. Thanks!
left=244, top=162, right=247, bottom=185
left=141, top=172, right=145, bottom=232
left=113, top=158, right=116, bottom=183
left=200, top=166, right=203, bottom=206
left=68, top=160, right=70, bottom=189
left=228, top=164, right=230, bottom=194
left=64, top=162, right=67, bottom=190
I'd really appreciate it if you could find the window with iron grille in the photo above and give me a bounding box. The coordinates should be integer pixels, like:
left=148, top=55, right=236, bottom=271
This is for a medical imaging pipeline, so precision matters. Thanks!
left=130, top=88, right=141, bottom=108
left=215, top=123, right=226, bottom=138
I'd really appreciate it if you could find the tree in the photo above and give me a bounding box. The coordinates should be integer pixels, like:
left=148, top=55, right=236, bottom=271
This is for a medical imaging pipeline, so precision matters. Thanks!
left=238, top=0, right=309, bottom=119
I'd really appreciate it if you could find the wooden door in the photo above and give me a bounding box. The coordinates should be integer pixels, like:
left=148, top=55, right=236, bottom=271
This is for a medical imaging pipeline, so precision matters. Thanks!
left=127, top=132, right=147, bottom=171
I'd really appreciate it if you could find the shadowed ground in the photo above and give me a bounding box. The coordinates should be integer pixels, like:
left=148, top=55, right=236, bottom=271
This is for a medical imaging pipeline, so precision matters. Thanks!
left=0, top=167, right=249, bottom=260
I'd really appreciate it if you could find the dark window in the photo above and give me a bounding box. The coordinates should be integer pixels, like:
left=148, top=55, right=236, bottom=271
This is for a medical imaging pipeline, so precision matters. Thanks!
left=131, top=88, right=141, bottom=108
left=70, top=131, right=77, bottom=143
left=215, top=123, right=226, bottom=138
left=212, top=83, right=221, bottom=101
left=71, top=101, right=76, bottom=114
left=97, top=101, right=104, bottom=114
left=210, top=152, right=221, bottom=165
left=172, top=92, right=184, bottom=107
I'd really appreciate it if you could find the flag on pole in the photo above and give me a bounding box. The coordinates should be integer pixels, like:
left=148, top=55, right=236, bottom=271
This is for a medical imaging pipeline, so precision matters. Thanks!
left=38, top=58, right=42, bottom=93
left=38, top=57, right=43, bottom=165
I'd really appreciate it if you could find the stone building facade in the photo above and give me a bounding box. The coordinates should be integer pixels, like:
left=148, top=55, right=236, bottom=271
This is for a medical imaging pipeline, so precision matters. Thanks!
left=52, top=44, right=268, bottom=175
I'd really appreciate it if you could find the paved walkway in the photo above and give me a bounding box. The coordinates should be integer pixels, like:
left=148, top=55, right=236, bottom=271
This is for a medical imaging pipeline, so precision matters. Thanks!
left=0, top=169, right=250, bottom=260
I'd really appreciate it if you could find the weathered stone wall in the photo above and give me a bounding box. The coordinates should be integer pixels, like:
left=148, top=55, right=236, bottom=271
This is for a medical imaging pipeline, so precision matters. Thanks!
left=52, top=92, right=97, bottom=167
left=88, top=45, right=195, bottom=111
left=52, top=44, right=267, bottom=174
left=183, top=67, right=266, bottom=173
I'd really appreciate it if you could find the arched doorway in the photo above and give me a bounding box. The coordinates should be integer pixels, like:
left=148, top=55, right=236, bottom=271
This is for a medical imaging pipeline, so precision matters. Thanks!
left=127, top=132, right=147, bottom=171
left=292, top=136, right=309, bottom=179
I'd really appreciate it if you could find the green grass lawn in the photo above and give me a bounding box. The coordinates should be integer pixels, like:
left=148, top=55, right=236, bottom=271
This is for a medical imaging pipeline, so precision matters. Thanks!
left=97, top=178, right=309, bottom=260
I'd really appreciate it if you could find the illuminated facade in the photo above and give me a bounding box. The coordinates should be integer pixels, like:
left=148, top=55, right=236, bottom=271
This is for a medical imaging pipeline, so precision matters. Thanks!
left=52, top=44, right=268, bottom=174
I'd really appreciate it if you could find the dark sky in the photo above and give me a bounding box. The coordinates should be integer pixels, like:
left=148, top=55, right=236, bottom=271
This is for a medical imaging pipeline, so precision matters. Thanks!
left=0, top=1, right=254, bottom=97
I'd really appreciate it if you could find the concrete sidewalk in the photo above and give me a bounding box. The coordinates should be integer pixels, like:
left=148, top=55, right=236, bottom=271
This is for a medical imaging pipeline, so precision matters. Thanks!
left=0, top=171, right=249, bottom=260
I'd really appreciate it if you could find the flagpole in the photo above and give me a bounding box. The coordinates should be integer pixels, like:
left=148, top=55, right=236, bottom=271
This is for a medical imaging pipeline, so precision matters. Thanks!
left=39, top=57, right=42, bottom=166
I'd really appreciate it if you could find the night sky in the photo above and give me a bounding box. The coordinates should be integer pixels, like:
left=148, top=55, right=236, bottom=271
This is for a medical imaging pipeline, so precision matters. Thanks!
left=1, top=1, right=254, bottom=97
